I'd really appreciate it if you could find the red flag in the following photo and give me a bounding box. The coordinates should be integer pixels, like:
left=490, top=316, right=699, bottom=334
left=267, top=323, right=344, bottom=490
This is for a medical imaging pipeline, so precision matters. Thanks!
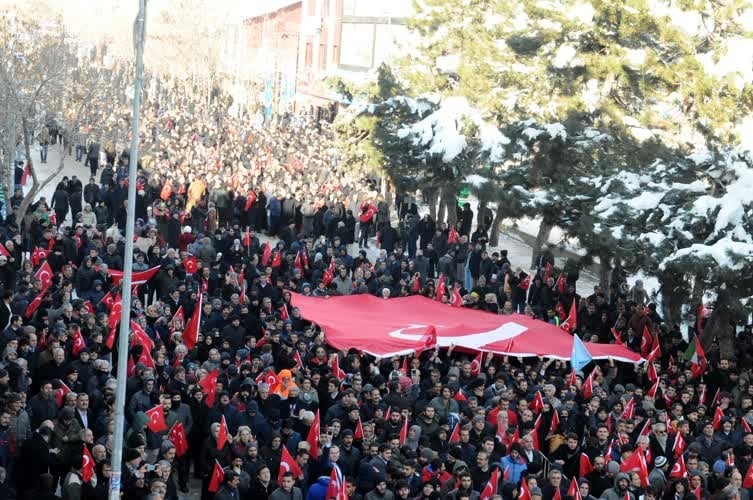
left=108, top=265, right=161, bottom=286
left=261, top=243, right=272, bottom=266
left=208, top=460, right=224, bottom=492
left=518, top=477, right=531, bottom=500
left=560, top=299, right=577, bottom=333
left=638, top=420, right=652, bottom=441
left=743, top=461, right=753, bottom=488
left=217, top=415, right=229, bottom=449
left=31, top=247, right=48, bottom=266
left=255, top=369, right=280, bottom=388
left=531, top=391, right=544, bottom=414
left=199, top=369, right=219, bottom=408
left=448, top=227, right=460, bottom=244
left=480, top=467, right=501, bottom=500
left=640, top=325, right=653, bottom=358
left=742, top=419, right=752, bottom=433
left=25, top=290, right=46, bottom=319
left=145, top=405, right=168, bottom=433
left=21, top=161, right=30, bottom=186
left=669, top=454, right=687, bottom=479
left=554, top=488, right=562, bottom=500
left=100, top=290, right=115, bottom=311
left=673, top=432, right=687, bottom=458
left=582, top=370, right=594, bottom=399
left=84, top=301, right=94, bottom=315
left=411, top=276, right=421, bottom=294
left=72, top=329, right=86, bottom=355
left=329, top=353, right=347, bottom=380
left=620, top=398, right=636, bottom=421
left=56, top=381, right=71, bottom=408
left=696, top=303, right=707, bottom=334
left=543, top=262, right=553, bottom=283
left=647, top=363, right=658, bottom=384
left=82, top=444, right=95, bottom=483
left=0, top=243, right=9, bottom=258
left=243, top=229, right=252, bottom=247
left=435, top=274, right=447, bottom=301
left=322, top=258, right=336, bottom=287
left=326, top=465, right=348, bottom=500
left=280, top=303, right=289, bottom=321
left=294, top=252, right=304, bottom=272
left=699, top=386, right=707, bottom=406
left=244, top=191, right=256, bottom=212
left=271, top=251, right=282, bottom=268
left=169, top=422, right=189, bottom=456
left=470, top=351, right=483, bottom=376
left=34, top=261, right=54, bottom=290
left=579, top=453, right=594, bottom=477
left=450, top=287, right=464, bottom=307
left=713, top=407, right=725, bottom=430
left=620, top=450, right=649, bottom=486
left=354, top=418, right=364, bottom=440
left=182, top=293, right=202, bottom=350
left=278, top=445, right=303, bottom=483
left=183, top=255, right=198, bottom=274
left=555, top=274, right=566, bottom=294
left=611, top=327, right=625, bottom=346
left=549, top=410, right=560, bottom=435
left=449, top=423, right=461, bottom=444
left=567, top=477, right=583, bottom=500
left=293, top=351, right=304, bottom=370
left=647, top=378, right=661, bottom=399
left=130, top=320, right=154, bottom=352
left=711, top=388, right=721, bottom=408
left=518, top=274, right=531, bottom=290
left=307, top=410, right=320, bottom=458
left=453, top=388, right=468, bottom=402
left=107, top=294, right=122, bottom=332
left=566, top=370, right=578, bottom=387
left=646, top=342, right=661, bottom=363
left=399, top=417, right=408, bottom=446
left=693, top=485, right=702, bottom=500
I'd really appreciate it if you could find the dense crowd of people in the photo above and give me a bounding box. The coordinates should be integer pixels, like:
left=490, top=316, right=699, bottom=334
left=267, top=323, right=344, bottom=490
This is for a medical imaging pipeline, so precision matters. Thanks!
left=0, top=64, right=750, bottom=500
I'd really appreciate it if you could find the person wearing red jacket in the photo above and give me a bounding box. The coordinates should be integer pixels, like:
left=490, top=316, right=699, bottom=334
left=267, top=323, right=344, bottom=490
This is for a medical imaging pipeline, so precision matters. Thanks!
left=358, top=201, right=377, bottom=249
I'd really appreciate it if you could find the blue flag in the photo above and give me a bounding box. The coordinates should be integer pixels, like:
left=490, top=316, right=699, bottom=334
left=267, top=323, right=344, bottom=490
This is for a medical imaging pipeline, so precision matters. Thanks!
left=571, top=334, right=593, bottom=372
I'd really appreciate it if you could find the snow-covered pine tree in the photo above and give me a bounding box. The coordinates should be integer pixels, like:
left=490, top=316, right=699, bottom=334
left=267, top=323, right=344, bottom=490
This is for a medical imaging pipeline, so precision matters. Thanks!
left=590, top=149, right=753, bottom=357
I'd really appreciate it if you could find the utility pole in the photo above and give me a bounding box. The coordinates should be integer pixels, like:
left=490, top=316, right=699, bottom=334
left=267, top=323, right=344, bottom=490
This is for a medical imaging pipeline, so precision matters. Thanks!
left=109, top=0, right=146, bottom=498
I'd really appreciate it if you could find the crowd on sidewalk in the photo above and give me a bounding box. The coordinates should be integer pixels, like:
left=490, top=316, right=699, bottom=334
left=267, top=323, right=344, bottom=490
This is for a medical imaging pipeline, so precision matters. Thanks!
left=0, top=66, right=750, bottom=500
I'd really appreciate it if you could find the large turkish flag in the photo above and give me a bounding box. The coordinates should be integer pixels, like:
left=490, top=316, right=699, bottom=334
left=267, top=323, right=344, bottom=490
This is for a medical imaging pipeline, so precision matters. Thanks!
left=291, top=293, right=642, bottom=362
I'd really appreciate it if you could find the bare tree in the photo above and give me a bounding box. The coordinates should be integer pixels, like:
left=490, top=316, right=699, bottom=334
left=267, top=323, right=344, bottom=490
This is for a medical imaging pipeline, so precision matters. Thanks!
left=0, top=8, right=106, bottom=224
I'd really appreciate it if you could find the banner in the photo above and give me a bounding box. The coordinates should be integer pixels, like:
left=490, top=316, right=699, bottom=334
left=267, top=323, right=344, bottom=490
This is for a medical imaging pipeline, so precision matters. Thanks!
left=291, top=293, right=642, bottom=362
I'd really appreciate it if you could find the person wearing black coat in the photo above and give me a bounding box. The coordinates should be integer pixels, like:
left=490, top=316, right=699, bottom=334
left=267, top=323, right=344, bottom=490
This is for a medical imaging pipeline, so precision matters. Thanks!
left=84, top=178, right=100, bottom=206
left=68, top=175, right=83, bottom=221
left=50, top=183, right=69, bottom=226
left=15, top=425, right=55, bottom=496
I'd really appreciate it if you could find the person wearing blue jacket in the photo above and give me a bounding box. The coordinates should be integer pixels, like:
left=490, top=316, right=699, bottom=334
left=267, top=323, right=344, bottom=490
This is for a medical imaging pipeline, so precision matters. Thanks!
left=306, top=466, right=332, bottom=500
left=498, top=443, right=528, bottom=485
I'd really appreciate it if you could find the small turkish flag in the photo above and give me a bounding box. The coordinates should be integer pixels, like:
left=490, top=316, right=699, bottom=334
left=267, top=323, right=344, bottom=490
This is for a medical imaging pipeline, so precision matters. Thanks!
left=72, top=329, right=86, bottom=355
left=568, top=476, right=583, bottom=500
left=145, top=405, right=167, bottom=433
left=530, top=391, right=544, bottom=414
left=713, top=406, right=725, bottom=430
left=354, top=418, right=364, bottom=440
left=82, top=444, right=95, bottom=483
left=169, top=422, right=189, bottom=456
left=450, top=287, right=464, bottom=307
left=470, top=351, right=483, bottom=376
left=278, top=445, right=303, bottom=483
left=399, top=417, right=408, bottom=446
left=183, top=255, right=198, bottom=274
left=208, top=460, right=224, bottom=492
left=579, top=453, right=594, bottom=477
left=24, top=290, right=45, bottom=319
left=307, top=410, right=320, bottom=459
left=480, top=467, right=501, bottom=500
left=743, top=461, right=753, bottom=489
left=217, top=415, right=229, bottom=450
left=199, top=368, right=219, bottom=408
left=56, top=381, right=71, bottom=408
left=34, top=261, right=54, bottom=290
left=449, top=423, right=460, bottom=444
left=669, top=454, right=687, bottom=479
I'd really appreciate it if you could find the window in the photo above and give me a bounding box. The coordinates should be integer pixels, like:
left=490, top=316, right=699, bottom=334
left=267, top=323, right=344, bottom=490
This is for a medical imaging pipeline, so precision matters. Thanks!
left=339, top=22, right=374, bottom=68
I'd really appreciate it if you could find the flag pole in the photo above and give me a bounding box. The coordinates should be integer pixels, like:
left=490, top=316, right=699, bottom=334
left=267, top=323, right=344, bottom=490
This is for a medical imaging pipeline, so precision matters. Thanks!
left=109, top=0, right=146, bottom=497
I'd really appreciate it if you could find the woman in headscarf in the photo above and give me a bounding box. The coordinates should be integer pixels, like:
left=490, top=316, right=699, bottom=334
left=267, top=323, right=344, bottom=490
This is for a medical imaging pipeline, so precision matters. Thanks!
left=271, top=369, right=298, bottom=400
left=404, top=425, right=422, bottom=452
